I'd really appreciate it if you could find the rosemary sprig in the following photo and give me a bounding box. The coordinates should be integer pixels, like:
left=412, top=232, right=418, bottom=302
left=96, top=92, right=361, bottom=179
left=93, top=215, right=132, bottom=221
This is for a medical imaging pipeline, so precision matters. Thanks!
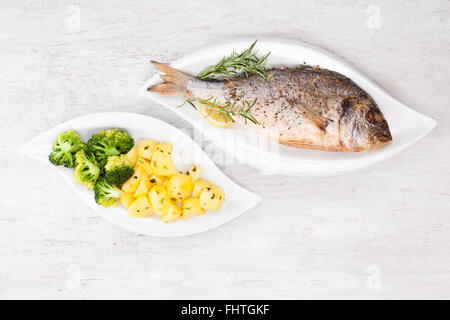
left=177, top=41, right=268, bottom=124
left=178, top=97, right=260, bottom=125
left=199, top=97, right=260, bottom=125
left=197, top=40, right=270, bottom=81
left=176, top=97, right=197, bottom=109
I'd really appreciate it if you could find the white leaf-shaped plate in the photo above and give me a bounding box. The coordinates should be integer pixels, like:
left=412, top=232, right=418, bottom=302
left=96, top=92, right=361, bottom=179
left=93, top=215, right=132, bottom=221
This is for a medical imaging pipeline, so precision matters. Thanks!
left=141, top=38, right=437, bottom=176
left=21, top=112, right=262, bottom=237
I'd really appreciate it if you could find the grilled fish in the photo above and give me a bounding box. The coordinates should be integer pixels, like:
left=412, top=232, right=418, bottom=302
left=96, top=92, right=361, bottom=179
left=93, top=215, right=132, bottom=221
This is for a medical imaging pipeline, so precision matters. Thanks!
left=149, top=62, right=392, bottom=152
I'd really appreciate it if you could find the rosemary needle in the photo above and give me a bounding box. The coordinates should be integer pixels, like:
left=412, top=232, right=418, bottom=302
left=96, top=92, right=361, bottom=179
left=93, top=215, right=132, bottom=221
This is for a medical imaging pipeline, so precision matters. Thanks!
left=177, top=97, right=259, bottom=125
left=199, top=97, right=260, bottom=125
left=197, top=40, right=270, bottom=81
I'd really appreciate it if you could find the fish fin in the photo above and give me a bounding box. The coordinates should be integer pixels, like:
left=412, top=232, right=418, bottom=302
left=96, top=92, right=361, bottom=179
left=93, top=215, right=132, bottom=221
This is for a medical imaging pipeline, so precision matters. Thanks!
left=148, top=61, right=194, bottom=96
left=279, top=138, right=345, bottom=151
left=294, top=102, right=331, bottom=131
left=279, top=138, right=366, bottom=152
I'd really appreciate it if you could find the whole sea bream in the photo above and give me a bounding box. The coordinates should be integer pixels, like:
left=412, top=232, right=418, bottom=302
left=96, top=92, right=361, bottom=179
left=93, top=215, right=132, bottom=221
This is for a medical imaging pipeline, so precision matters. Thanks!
left=149, top=62, right=392, bottom=152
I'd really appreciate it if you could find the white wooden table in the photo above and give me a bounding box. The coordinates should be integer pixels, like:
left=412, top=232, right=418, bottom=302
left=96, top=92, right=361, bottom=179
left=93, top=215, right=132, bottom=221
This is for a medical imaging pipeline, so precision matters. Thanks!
left=1, top=0, right=449, bottom=299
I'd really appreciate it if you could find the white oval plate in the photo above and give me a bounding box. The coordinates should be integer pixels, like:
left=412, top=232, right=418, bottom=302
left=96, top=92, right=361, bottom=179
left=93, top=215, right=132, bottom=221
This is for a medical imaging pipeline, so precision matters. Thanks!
left=141, top=38, right=437, bottom=176
left=21, top=112, right=262, bottom=237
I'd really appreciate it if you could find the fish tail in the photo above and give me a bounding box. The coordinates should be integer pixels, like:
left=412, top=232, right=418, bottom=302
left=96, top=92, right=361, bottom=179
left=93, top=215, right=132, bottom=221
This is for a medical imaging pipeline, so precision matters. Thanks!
left=148, top=61, right=194, bottom=96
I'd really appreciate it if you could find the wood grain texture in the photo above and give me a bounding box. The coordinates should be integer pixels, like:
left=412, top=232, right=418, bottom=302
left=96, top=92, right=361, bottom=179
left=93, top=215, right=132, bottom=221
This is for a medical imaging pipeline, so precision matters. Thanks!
left=0, top=0, right=449, bottom=299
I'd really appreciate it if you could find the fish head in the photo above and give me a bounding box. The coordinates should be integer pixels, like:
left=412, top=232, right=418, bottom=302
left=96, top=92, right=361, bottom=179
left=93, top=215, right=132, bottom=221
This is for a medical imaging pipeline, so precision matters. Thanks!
left=339, top=97, right=392, bottom=151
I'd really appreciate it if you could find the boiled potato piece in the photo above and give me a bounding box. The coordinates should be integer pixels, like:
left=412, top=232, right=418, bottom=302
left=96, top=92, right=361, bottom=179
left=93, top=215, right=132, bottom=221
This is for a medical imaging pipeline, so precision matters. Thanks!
left=186, top=165, right=201, bottom=181
left=134, top=172, right=151, bottom=197
left=167, top=173, right=193, bottom=201
left=126, top=146, right=138, bottom=167
left=157, top=141, right=173, bottom=153
left=161, top=201, right=182, bottom=223
left=181, top=198, right=205, bottom=220
left=128, top=195, right=153, bottom=218
left=148, top=173, right=165, bottom=185
left=150, top=142, right=178, bottom=176
left=149, top=184, right=169, bottom=216
left=122, top=139, right=226, bottom=221
left=121, top=168, right=144, bottom=193
left=138, top=139, right=158, bottom=160
left=135, top=158, right=153, bottom=176
left=119, top=191, right=134, bottom=208
left=199, top=186, right=225, bottom=210
left=192, top=179, right=213, bottom=198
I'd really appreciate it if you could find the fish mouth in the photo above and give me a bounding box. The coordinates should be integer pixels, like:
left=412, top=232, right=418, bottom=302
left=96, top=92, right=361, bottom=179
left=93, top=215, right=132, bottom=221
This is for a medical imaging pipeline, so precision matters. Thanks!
left=368, top=131, right=392, bottom=149
left=373, top=129, right=392, bottom=143
left=366, top=108, right=392, bottom=146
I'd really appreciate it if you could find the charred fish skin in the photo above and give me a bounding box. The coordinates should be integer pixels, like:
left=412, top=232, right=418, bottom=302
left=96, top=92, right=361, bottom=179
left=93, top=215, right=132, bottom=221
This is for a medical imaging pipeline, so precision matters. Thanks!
left=338, top=96, right=392, bottom=151
left=149, top=62, right=392, bottom=152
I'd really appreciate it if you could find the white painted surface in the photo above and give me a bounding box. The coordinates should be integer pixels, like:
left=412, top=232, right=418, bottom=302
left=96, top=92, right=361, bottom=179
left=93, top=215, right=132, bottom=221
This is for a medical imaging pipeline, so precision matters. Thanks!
left=0, top=0, right=449, bottom=299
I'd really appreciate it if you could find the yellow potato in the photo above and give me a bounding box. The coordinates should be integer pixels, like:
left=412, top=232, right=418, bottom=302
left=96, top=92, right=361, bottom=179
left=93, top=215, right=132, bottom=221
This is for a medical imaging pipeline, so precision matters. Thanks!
left=167, top=173, right=193, bottom=201
left=128, top=195, right=153, bottom=218
left=181, top=198, right=205, bottom=220
left=119, top=191, right=134, bottom=208
left=199, top=186, right=225, bottom=211
left=148, top=173, right=165, bottom=185
left=150, top=142, right=178, bottom=176
left=148, top=184, right=169, bottom=216
left=121, top=139, right=226, bottom=221
left=157, top=141, right=173, bottom=153
left=138, top=139, right=158, bottom=160
left=121, top=168, right=144, bottom=193
left=192, top=179, right=213, bottom=198
left=135, top=158, right=153, bottom=176
left=186, top=165, right=201, bottom=181
left=161, top=201, right=182, bottom=223
left=134, top=172, right=151, bottom=197
left=126, top=146, right=138, bottom=167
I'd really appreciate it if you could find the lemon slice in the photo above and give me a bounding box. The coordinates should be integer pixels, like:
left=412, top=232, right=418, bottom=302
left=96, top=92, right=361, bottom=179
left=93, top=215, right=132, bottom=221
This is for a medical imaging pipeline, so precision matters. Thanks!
left=199, top=102, right=234, bottom=127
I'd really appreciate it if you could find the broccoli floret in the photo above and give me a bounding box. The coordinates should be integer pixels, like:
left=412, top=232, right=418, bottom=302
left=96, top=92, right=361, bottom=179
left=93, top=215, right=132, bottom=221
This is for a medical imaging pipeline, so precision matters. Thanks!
left=73, top=150, right=101, bottom=190
left=94, top=176, right=123, bottom=207
left=86, top=129, right=134, bottom=167
left=48, top=129, right=85, bottom=168
left=104, top=154, right=134, bottom=186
